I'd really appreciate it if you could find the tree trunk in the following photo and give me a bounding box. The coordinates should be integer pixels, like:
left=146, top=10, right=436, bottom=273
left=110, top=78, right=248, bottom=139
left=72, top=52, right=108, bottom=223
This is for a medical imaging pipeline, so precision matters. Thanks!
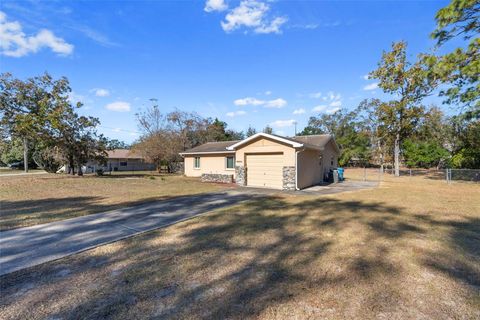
left=68, top=158, right=75, bottom=175
left=394, top=133, right=400, bottom=177
left=23, top=137, right=28, bottom=173
left=77, top=161, right=83, bottom=176
left=378, top=141, right=384, bottom=173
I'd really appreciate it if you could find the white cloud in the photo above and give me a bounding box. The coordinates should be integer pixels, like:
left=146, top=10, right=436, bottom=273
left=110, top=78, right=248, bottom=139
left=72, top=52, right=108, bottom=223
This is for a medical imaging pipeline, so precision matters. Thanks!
left=0, top=11, right=73, bottom=57
left=312, top=105, right=327, bottom=112
left=234, top=96, right=287, bottom=108
left=264, top=98, right=287, bottom=108
left=363, top=82, right=379, bottom=91
left=291, top=24, right=319, bottom=30
left=93, top=88, right=110, bottom=97
left=264, top=90, right=272, bottom=95
left=309, top=92, right=322, bottom=98
left=68, top=91, right=84, bottom=104
left=112, top=128, right=121, bottom=133
left=293, top=108, right=305, bottom=115
left=311, top=91, right=343, bottom=109
left=254, top=16, right=288, bottom=34
left=220, top=0, right=287, bottom=34
left=204, top=0, right=228, bottom=12
left=304, top=24, right=319, bottom=29
left=363, top=74, right=369, bottom=80
left=270, top=119, right=296, bottom=128
left=106, top=101, right=131, bottom=112
left=326, top=107, right=341, bottom=114
left=323, top=21, right=341, bottom=27
left=226, top=110, right=246, bottom=117
left=234, top=97, right=265, bottom=106
left=327, top=91, right=341, bottom=101
left=329, top=100, right=342, bottom=107
left=72, top=25, right=118, bottom=47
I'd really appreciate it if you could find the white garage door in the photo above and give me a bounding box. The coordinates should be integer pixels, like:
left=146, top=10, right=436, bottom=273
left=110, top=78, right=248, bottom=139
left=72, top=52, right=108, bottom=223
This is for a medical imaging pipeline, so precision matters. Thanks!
left=246, top=153, right=284, bottom=189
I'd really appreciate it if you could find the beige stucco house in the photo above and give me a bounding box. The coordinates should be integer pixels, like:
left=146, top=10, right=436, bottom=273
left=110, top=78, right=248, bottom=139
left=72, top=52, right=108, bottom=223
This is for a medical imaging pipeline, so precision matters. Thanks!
left=179, top=133, right=340, bottom=190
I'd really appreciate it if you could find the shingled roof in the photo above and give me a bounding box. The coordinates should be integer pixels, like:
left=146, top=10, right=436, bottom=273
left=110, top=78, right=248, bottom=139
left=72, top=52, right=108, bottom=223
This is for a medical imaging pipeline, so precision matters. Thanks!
left=106, top=149, right=144, bottom=159
left=179, top=141, right=239, bottom=155
left=291, top=134, right=332, bottom=148
left=180, top=134, right=338, bottom=155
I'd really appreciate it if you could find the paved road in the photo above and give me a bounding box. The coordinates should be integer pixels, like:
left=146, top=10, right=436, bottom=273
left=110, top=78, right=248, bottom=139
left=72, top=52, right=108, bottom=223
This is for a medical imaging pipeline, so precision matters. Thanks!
left=0, top=191, right=253, bottom=276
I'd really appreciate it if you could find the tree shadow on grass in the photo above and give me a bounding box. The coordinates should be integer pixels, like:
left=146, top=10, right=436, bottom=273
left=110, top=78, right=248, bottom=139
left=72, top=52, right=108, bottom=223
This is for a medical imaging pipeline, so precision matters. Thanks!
left=0, top=196, right=109, bottom=230
left=421, top=216, right=480, bottom=288
left=0, top=194, right=478, bottom=319
left=0, top=193, right=212, bottom=231
left=0, top=196, right=401, bottom=319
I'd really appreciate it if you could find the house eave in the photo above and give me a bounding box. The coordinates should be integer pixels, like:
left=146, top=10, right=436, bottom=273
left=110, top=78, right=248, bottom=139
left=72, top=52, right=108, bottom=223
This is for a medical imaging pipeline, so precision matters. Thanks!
left=226, top=132, right=303, bottom=150
left=179, top=150, right=235, bottom=156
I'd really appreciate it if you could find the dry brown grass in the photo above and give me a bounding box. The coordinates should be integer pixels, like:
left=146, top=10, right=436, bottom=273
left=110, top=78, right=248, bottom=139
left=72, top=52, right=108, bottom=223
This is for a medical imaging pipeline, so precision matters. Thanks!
left=0, top=173, right=226, bottom=230
left=0, top=173, right=479, bottom=319
left=0, top=168, right=46, bottom=175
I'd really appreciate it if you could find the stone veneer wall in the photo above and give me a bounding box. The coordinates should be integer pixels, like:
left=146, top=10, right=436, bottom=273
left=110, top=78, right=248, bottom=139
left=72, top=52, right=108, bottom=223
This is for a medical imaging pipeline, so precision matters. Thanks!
left=235, top=166, right=246, bottom=186
left=201, top=173, right=233, bottom=184
left=282, top=166, right=296, bottom=190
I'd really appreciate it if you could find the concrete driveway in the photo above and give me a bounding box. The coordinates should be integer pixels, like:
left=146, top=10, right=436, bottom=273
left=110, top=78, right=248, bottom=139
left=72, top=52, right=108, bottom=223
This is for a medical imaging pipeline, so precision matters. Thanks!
left=238, top=180, right=379, bottom=196
left=300, top=180, right=379, bottom=195
left=0, top=190, right=253, bottom=276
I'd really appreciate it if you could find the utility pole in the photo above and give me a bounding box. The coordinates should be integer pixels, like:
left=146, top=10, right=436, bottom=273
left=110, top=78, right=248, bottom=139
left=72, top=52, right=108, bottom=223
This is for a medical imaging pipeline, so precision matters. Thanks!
left=294, top=121, right=297, bottom=136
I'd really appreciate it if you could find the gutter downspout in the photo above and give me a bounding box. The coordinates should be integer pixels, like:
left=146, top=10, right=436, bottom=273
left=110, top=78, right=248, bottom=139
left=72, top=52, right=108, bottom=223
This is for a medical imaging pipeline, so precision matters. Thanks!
left=295, top=148, right=305, bottom=191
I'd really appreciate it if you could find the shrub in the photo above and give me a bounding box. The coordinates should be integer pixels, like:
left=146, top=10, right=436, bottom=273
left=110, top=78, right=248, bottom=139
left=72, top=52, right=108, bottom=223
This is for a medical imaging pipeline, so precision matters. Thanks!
left=32, top=147, right=63, bottom=173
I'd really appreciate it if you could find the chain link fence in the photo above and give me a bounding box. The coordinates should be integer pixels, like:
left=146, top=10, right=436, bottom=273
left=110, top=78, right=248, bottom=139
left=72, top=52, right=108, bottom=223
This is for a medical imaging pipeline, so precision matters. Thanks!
left=344, top=167, right=480, bottom=183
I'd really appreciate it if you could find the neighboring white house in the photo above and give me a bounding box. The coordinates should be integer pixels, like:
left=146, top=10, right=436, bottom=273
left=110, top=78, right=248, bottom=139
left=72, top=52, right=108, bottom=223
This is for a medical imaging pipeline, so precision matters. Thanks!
left=89, top=149, right=156, bottom=172
left=59, top=149, right=156, bottom=173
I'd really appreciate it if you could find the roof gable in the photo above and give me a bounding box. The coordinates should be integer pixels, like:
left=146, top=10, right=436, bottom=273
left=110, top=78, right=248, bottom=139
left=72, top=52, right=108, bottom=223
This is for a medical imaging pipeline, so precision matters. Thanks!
left=226, top=133, right=303, bottom=150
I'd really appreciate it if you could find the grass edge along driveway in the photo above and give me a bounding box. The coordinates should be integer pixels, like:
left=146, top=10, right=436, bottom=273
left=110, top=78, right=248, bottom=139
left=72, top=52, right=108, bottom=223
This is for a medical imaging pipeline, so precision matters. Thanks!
left=0, top=175, right=478, bottom=319
left=0, top=190, right=254, bottom=276
left=0, top=174, right=228, bottom=230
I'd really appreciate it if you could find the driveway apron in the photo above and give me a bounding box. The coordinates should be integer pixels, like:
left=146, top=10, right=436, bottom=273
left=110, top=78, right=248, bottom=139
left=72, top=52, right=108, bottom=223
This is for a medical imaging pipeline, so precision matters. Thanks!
left=0, top=191, right=252, bottom=276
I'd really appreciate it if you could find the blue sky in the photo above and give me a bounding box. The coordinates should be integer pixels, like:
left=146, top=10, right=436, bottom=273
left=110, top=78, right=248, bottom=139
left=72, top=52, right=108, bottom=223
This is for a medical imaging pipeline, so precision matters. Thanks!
left=1, top=0, right=453, bottom=143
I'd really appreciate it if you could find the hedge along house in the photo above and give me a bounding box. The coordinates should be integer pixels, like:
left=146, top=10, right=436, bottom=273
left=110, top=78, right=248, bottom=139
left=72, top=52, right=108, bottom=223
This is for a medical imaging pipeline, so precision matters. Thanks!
left=180, top=133, right=340, bottom=190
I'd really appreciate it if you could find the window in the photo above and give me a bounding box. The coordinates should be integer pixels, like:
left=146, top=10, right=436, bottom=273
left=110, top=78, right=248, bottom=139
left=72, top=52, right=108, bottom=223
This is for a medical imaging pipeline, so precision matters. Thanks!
left=331, top=157, right=334, bottom=166
left=226, top=156, right=235, bottom=169
left=120, top=161, right=128, bottom=166
left=194, top=157, right=200, bottom=169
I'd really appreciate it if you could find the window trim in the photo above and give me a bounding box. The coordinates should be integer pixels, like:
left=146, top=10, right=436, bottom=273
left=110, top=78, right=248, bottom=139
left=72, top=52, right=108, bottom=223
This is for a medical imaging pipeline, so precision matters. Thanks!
left=225, top=156, right=235, bottom=170
left=194, top=157, right=201, bottom=169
